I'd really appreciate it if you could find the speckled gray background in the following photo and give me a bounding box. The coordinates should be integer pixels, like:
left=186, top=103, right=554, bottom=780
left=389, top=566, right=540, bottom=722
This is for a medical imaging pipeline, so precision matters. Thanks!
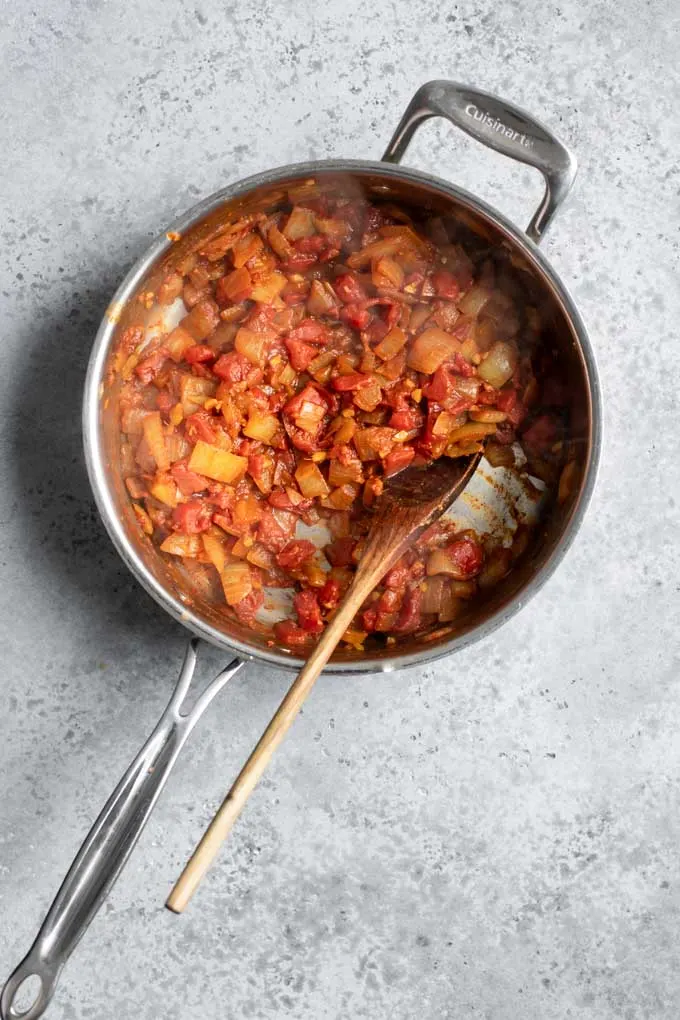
left=1, top=1, right=679, bottom=1018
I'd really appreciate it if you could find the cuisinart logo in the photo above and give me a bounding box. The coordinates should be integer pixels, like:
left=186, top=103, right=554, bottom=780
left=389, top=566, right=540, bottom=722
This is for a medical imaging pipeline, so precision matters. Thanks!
left=464, top=103, right=534, bottom=149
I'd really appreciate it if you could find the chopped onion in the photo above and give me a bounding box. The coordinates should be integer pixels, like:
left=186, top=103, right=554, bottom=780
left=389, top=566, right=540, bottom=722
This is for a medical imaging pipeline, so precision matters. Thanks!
left=142, top=412, right=169, bottom=472
left=180, top=374, right=217, bottom=416
left=202, top=533, right=228, bottom=573
left=219, top=267, right=253, bottom=304
left=267, top=223, right=294, bottom=259
left=469, top=408, right=507, bottom=423
left=295, top=460, right=330, bottom=498
left=221, top=562, right=253, bottom=605
left=283, top=207, right=315, bottom=240
left=446, top=421, right=498, bottom=444
left=346, top=237, right=404, bottom=269
left=477, top=340, right=519, bottom=388
left=329, top=456, right=364, bottom=487
left=160, top=534, right=201, bottom=557
left=149, top=477, right=178, bottom=507
left=408, top=304, right=432, bottom=333
left=421, top=575, right=448, bottom=614
left=372, top=256, right=404, bottom=290
left=459, top=284, right=492, bottom=317
left=292, top=398, right=326, bottom=434
left=232, top=232, right=263, bottom=269
left=307, top=279, right=339, bottom=316
left=353, top=379, right=382, bottom=412
left=438, top=592, right=464, bottom=623
left=246, top=542, right=277, bottom=571
left=375, top=327, right=407, bottom=360
left=251, top=270, right=287, bottom=303
left=188, top=440, right=247, bottom=484
left=484, top=441, right=516, bottom=468
left=321, top=483, right=360, bottom=510
left=166, top=325, right=196, bottom=362
left=407, top=327, right=460, bottom=374
left=243, top=412, right=279, bottom=443
left=132, top=504, right=154, bottom=535
left=235, top=327, right=269, bottom=366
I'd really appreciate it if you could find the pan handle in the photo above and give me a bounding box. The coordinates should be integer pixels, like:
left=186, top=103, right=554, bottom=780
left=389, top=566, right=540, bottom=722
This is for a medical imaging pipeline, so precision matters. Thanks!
left=382, top=80, right=577, bottom=244
left=1, top=639, right=245, bottom=1020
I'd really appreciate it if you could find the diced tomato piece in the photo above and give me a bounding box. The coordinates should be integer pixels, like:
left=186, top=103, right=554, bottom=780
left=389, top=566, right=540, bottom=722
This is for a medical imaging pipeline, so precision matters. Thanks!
left=294, top=234, right=327, bottom=254
left=185, top=344, right=216, bottom=365
left=171, top=499, right=213, bottom=534
left=334, top=273, right=368, bottom=304
left=389, top=407, right=424, bottom=431
left=213, top=351, right=258, bottom=384
left=522, top=414, right=558, bottom=453
left=294, top=589, right=324, bottom=633
left=331, top=372, right=372, bottom=392
left=135, top=348, right=167, bottom=384
left=283, top=383, right=334, bottom=418
left=268, top=490, right=314, bottom=515
left=319, top=577, right=341, bottom=609
left=247, top=453, right=274, bottom=492
left=414, top=409, right=448, bottom=460
left=447, top=538, right=483, bottom=578
left=422, top=366, right=457, bottom=403
left=422, top=367, right=474, bottom=414
left=393, top=586, right=422, bottom=632
left=274, top=620, right=312, bottom=647
left=383, top=445, right=415, bottom=477
left=286, top=319, right=330, bottom=345
left=496, top=388, right=526, bottom=427
left=156, top=390, right=174, bottom=417
left=233, top=589, right=264, bottom=624
left=325, top=537, right=355, bottom=567
left=383, top=560, right=410, bottom=590
left=450, top=352, right=476, bottom=378
left=362, top=605, right=379, bottom=632
left=276, top=539, right=317, bottom=570
left=284, top=253, right=318, bottom=272
left=206, top=482, right=235, bottom=511
left=495, top=389, right=518, bottom=413
left=432, top=269, right=461, bottom=300
left=421, top=366, right=454, bottom=403
left=184, top=410, right=217, bottom=444
left=171, top=460, right=209, bottom=496
left=340, top=303, right=373, bottom=330
left=373, top=588, right=401, bottom=631
left=257, top=510, right=290, bottom=551
left=284, top=337, right=317, bottom=371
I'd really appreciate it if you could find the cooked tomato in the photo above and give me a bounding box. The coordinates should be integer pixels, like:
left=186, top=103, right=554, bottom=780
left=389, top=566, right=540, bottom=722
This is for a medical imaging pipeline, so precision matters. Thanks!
left=171, top=499, right=213, bottom=534
left=446, top=538, right=483, bottom=578
left=116, top=188, right=555, bottom=649
left=276, top=539, right=317, bottom=570
left=293, top=590, right=324, bottom=633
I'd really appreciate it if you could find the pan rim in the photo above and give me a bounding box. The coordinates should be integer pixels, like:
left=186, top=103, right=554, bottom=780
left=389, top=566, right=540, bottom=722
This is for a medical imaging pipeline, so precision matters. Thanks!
left=83, top=158, right=602, bottom=675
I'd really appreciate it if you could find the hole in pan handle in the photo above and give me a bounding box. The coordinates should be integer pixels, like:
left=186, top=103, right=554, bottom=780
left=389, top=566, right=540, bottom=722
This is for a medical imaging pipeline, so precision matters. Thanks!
left=382, top=79, right=577, bottom=244
left=1, top=639, right=246, bottom=1020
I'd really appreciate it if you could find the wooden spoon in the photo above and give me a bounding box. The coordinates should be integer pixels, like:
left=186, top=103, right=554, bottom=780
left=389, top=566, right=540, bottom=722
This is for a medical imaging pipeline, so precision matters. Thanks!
left=166, top=450, right=482, bottom=913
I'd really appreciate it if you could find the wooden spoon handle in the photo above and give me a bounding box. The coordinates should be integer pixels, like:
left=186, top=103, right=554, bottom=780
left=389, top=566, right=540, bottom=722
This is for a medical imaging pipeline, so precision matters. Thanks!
left=166, top=507, right=421, bottom=913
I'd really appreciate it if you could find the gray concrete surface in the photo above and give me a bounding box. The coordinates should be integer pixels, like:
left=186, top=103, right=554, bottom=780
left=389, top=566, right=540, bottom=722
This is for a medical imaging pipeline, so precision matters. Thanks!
left=1, top=1, right=679, bottom=1017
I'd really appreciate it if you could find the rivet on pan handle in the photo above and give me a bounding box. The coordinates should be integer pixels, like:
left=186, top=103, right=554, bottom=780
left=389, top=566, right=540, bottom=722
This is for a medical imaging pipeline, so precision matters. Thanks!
left=1, top=640, right=245, bottom=1020
left=382, top=79, right=577, bottom=244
